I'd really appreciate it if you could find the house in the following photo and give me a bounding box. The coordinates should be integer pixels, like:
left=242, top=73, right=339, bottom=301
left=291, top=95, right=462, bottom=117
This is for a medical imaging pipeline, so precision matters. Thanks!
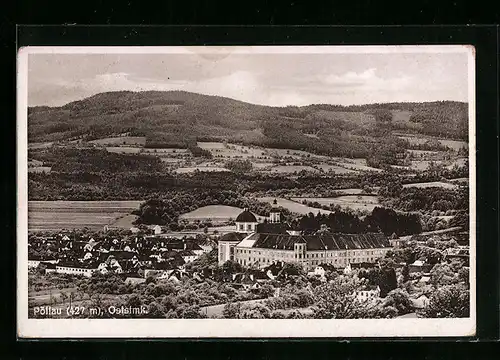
left=55, top=261, right=97, bottom=277
left=409, top=260, right=433, bottom=274
left=412, top=294, right=430, bottom=309
left=418, top=275, right=431, bottom=284
left=308, top=266, right=326, bottom=278
left=28, top=257, right=58, bottom=268
left=153, top=225, right=162, bottom=235
left=356, top=285, right=381, bottom=302
left=179, top=250, right=198, bottom=264
left=130, top=227, right=140, bottom=234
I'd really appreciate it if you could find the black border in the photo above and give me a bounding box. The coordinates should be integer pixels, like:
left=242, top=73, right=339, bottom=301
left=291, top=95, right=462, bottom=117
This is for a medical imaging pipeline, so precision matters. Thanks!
left=7, top=25, right=500, bottom=354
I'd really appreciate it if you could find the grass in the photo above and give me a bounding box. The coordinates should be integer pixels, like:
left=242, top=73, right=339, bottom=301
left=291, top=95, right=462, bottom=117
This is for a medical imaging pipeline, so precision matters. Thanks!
left=28, top=142, right=54, bottom=149
left=28, top=166, right=51, bottom=173
left=291, top=195, right=380, bottom=212
left=174, top=166, right=230, bottom=174
left=198, top=142, right=269, bottom=159
left=89, top=136, right=146, bottom=146
left=106, top=147, right=142, bottom=154
left=28, top=201, right=143, bottom=231
left=108, top=214, right=140, bottom=229
left=402, top=182, right=458, bottom=190
left=179, top=205, right=264, bottom=221
left=142, top=148, right=189, bottom=153
left=266, top=165, right=319, bottom=174
left=397, top=133, right=467, bottom=151
left=257, top=197, right=332, bottom=215
left=315, top=164, right=360, bottom=174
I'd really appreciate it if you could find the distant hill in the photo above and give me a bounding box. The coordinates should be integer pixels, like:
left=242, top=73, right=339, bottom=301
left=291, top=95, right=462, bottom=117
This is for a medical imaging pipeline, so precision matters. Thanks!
left=28, top=90, right=468, bottom=146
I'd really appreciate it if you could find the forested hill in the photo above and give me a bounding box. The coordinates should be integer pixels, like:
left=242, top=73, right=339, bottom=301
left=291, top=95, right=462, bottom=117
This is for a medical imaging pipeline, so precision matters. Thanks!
left=28, top=90, right=468, bottom=145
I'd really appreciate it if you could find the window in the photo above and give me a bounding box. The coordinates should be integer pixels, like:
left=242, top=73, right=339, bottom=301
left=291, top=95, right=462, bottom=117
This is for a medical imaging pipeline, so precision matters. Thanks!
left=239, top=224, right=244, bottom=231
left=247, top=224, right=251, bottom=231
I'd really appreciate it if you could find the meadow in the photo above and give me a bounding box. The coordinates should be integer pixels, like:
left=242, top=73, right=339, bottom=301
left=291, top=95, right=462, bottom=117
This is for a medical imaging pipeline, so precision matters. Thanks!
left=89, top=136, right=146, bottom=146
left=257, top=197, right=332, bottom=215
left=397, top=134, right=467, bottom=151
left=179, top=205, right=264, bottom=222
left=106, top=147, right=142, bottom=154
left=402, top=181, right=458, bottom=190
left=28, top=201, right=143, bottom=231
left=291, top=195, right=380, bottom=212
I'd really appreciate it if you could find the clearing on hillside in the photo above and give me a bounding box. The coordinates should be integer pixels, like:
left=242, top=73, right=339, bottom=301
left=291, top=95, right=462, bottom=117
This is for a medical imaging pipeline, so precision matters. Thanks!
left=179, top=205, right=265, bottom=222
left=89, top=136, right=146, bottom=146
left=257, top=197, right=331, bottom=215
left=291, top=195, right=380, bottom=212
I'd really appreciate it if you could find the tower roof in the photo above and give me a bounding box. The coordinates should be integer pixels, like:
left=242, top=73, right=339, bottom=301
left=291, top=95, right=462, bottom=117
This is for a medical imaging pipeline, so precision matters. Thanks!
left=270, top=199, right=280, bottom=212
left=235, top=209, right=257, bottom=223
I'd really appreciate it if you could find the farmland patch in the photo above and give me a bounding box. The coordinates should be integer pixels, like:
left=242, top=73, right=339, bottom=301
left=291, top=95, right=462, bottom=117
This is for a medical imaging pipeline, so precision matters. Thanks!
left=402, top=182, right=458, bottom=190
left=174, top=166, right=230, bottom=174
left=106, top=147, right=142, bottom=154
left=257, top=197, right=331, bottom=215
left=179, top=205, right=265, bottom=222
left=89, top=136, right=146, bottom=146
left=291, top=195, right=380, bottom=212
left=28, top=201, right=143, bottom=231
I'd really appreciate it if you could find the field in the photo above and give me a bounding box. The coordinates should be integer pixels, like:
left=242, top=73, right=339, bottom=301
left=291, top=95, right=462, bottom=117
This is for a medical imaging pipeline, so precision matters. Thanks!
left=407, top=150, right=441, bottom=156
left=89, top=136, right=146, bottom=146
left=179, top=205, right=265, bottom=222
left=28, top=201, right=143, bottom=231
left=402, top=182, right=458, bottom=190
left=257, top=197, right=332, bottom=215
left=142, top=148, right=189, bottom=154
left=397, top=134, right=467, bottom=151
left=198, top=142, right=270, bottom=159
left=28, top=142, right=53, bottom=149
left=400, top=158, right=468, bottom=171
left=266, top=165, right=319, bottom=174
left=330, top=158, right=382, bottom=173
left=291, top=195, right=380, bottom=212
left=174, top=166, right=230, bottom=174
left=315, top=164, right=359, bottom=174
left=106, top=147, right=142, bottom=154
left=28, top=166, right=51, bottom=173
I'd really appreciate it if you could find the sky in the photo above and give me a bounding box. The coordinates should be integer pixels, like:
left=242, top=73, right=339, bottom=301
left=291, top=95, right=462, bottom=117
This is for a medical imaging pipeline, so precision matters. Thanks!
left=27, top=48, right=471, bottom=107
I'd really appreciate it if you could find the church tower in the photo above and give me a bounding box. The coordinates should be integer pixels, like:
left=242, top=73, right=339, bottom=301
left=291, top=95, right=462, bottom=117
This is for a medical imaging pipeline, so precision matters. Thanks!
left=269, top=199, right=281, bottom=223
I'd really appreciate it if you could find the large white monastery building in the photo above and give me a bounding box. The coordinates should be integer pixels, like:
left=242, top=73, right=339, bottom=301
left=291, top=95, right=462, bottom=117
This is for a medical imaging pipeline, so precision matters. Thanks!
left=218, top=201, right=392, bottom=270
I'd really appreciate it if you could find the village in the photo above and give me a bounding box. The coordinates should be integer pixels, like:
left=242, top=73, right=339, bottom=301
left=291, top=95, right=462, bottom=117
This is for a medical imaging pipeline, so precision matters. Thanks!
left=28, top=205, right=470, bottom=319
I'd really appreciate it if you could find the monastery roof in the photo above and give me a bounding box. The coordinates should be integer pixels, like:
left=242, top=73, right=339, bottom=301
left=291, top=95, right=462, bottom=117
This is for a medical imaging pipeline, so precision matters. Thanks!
left=219, top=232, right=247, bottom=242
left=247, top=233, right=306, bottom=250
left=246, top=232, right=390, bottom=251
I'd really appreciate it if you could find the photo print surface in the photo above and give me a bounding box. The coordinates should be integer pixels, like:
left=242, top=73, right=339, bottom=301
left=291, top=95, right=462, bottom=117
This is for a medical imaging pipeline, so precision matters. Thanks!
left=17, top=45, right=475, bottom=337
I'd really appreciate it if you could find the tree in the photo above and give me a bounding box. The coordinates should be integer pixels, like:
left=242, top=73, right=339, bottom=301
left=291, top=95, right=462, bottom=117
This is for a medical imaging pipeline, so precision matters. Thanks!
left=383, top=289, right=414, bottom=316
left=222, top=260, right=243, bottom=275
left=222, top=301, right=243, bottom=318
left=421, top=284, right=469, bottom=318
left=225, top=159, right=253, bottom=173
left=147, top=301, right=165, bottom=318
left=430, top=263, right=458, bottom=286
left=312, top=275, right=368, bottom=319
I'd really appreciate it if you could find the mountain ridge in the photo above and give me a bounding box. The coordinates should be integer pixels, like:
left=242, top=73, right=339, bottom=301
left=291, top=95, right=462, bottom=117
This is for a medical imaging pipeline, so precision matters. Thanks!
left=28, top=90, right=469, bottom=145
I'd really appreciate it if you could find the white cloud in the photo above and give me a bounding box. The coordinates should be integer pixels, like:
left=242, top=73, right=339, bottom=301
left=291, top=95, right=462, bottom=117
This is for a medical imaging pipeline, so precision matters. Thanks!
left=324, top=68, right=413, bottom=93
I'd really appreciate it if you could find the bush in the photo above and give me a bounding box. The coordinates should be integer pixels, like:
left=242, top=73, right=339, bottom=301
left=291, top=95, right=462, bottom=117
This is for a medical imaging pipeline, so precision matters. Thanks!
left=421, top=284, right=469, bottom=318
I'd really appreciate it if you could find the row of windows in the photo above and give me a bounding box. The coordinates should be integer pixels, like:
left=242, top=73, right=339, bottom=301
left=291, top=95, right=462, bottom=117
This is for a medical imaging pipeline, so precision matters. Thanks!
left=57, top=267, right=91, bottom=273
left=234, top=249, right=386, bottom=258
left=238, top=224, right=255, bottom=231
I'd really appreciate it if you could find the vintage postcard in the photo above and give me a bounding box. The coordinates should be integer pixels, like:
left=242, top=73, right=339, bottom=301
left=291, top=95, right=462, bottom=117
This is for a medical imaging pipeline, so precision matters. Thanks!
left=17, top=45, right=475, bottom=338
